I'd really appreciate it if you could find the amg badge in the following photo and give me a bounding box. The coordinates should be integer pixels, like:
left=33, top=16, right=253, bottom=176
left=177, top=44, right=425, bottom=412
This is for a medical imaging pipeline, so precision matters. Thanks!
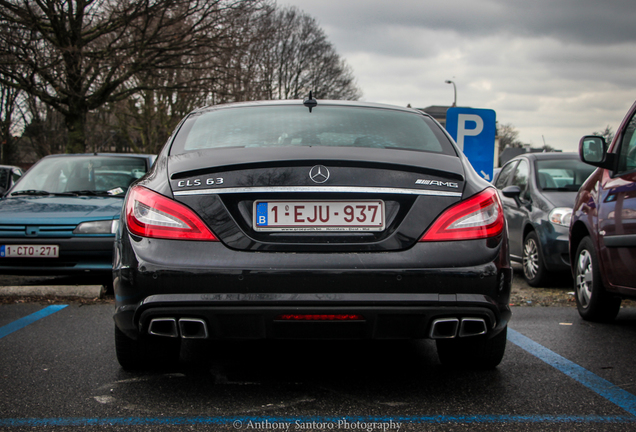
left=415, top=179, right=459, bottom=188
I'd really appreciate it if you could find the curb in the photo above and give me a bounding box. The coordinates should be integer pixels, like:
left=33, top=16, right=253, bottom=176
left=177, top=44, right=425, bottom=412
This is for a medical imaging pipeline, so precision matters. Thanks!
left=0, top=285, right=105, bottom=299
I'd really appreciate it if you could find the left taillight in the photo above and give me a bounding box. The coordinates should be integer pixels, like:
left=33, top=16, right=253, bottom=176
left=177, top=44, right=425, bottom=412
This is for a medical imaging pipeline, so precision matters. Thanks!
left=419, top=188, right=504, bottom=242
left=125, top=185, right=218, bottom=241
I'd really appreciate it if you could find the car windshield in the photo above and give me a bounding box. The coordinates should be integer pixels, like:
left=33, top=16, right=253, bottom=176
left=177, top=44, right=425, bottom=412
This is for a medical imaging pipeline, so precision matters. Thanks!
left=171, top=105, right=455, bottom=155
left=536, top=158, right=596, bottom=191
left=11, top=156, right=148, bottom=196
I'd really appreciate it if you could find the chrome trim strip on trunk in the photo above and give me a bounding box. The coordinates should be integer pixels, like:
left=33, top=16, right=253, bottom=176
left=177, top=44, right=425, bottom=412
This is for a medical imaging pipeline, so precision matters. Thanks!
left=173, top=186, right=462, bottom=197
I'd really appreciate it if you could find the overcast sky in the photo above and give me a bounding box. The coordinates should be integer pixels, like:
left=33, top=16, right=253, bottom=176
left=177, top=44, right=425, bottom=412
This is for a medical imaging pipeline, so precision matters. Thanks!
left=280, top=0, right=636, bottom=152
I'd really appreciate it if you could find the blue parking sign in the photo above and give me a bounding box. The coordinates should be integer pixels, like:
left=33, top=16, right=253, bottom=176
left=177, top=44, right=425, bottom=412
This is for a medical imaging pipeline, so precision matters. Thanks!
left=445, top=107, right=496, bottom=181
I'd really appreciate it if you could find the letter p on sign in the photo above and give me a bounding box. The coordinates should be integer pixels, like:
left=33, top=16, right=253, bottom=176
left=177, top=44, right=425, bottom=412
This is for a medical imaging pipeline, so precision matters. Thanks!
left=456, top=114, right=484, bottom=151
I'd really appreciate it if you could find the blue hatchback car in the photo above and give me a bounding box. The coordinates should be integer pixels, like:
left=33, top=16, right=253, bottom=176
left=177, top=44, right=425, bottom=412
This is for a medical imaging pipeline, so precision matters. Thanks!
left=0, top=153, right=154, bottom=278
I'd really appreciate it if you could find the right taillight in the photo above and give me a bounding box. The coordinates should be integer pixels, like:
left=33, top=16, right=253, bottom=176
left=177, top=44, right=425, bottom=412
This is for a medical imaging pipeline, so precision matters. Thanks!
left=419, top=188, right=504, bottom=242
left=125, top=185, right=218, bottom=241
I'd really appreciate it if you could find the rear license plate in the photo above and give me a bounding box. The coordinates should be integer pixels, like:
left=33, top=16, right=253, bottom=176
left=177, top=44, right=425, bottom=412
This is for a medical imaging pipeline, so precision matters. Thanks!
left=254, top=200, right=385, bottom=232
left=0, top=245, right=59, bottom=258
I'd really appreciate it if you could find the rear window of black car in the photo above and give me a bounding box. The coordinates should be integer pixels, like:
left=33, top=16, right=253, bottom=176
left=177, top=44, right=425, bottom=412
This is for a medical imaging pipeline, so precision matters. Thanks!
left=170, top=105, right=456, bottom=156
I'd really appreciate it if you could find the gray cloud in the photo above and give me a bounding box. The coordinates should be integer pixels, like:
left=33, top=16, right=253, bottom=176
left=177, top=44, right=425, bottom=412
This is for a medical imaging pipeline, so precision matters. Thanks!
left=282, top=0, right=636, bottom=151
left=286, top=0, right=636, bottom=50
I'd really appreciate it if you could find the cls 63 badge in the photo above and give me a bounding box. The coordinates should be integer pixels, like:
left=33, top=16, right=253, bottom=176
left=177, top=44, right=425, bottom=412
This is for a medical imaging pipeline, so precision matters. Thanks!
left=177, top=177, right=224, bottom=188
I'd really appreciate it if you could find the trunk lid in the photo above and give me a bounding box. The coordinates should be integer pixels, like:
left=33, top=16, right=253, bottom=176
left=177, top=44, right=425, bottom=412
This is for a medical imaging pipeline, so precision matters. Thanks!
left=169, top=147, right=465, bottom=252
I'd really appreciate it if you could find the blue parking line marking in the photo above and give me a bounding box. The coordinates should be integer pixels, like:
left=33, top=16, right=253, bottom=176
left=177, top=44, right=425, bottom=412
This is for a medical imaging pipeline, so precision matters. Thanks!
left=508, top=328, right=636, bottom=416
left=1, top=324, right=635, bottom=426
left=0, top=305, right=67, bottom=340
left=0, top=414, right=635, bottom=427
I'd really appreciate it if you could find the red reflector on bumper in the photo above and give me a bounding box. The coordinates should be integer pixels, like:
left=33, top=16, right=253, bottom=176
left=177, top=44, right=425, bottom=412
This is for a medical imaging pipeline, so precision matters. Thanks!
left=275, top=314, right=365, bottom=321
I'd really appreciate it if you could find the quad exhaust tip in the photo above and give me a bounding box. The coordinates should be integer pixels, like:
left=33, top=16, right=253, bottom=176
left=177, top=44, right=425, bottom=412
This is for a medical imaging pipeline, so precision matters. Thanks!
left=178, top=318, right=209, bottom=339
left=147, top=316, right=486, bottom=340
left=148, top=317, right=209, bottom=339
left=429, top=318, right=459, bottom=339
left=459, top=318, right=488, bottom=337
left=148, top=318, right=179, bottom=338
left=429, top=317, right=487, bottom=339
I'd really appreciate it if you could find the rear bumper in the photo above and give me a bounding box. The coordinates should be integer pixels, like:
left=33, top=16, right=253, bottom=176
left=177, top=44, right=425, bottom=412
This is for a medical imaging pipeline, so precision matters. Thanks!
left=114, top=235, right=512, bottom=340
left=114, top=292, right=511, bottom=341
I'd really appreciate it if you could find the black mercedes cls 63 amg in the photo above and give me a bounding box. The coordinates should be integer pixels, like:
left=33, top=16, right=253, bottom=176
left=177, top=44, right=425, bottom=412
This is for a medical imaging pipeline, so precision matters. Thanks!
left=113, top=97, right=512, bottom=370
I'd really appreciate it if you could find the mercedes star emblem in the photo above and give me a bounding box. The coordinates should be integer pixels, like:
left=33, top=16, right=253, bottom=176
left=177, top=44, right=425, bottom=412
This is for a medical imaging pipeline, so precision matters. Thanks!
left=309, top=165, right=330, bottom=184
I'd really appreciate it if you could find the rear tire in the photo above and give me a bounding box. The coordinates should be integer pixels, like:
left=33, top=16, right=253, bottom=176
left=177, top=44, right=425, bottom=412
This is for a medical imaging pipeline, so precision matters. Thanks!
left=522, top=231, right=548, bottom=287
left=574, top=237, right=621, bottom=322
left=436, top=326, right=507, bottom=369
left=115, top=326, right=181, bottom=371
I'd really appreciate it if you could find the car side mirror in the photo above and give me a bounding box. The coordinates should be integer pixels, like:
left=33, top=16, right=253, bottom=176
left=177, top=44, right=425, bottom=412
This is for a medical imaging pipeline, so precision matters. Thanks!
left=579, top=135, right=616, bottom=170
left=501, top=185, right=530, bottom=207
left=502, top=185, right=521, bottom=198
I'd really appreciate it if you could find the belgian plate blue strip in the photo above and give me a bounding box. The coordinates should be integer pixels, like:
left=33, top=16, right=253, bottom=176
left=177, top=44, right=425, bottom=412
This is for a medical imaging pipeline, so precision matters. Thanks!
left=0, top=415, right=635, bottom=427
left=508, top=328, right=636, bottom=416
left=0, top=305, right=67, bottom=340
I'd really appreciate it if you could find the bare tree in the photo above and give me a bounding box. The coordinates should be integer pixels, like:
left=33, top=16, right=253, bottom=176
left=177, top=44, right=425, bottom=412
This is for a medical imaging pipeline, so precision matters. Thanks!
left=111, top=68, right=213, bottom=154
left=18, top=94, right=67, bottom=160
left=594, top=125, right=615, bottom=145
left=497, top=123, right=523, bottom=156
left=205, top=2, right=277, bottom=103
left=540, top=144, right=556, bottom=152
left=104, top=3, right=361, bottom=155
left=214, top=5, right=361, bottom=102
left=0, top=83, right=21, bottom=163
left=267, top=7, right=361, bottom=100
left=0, top=0, right=260, bottom=153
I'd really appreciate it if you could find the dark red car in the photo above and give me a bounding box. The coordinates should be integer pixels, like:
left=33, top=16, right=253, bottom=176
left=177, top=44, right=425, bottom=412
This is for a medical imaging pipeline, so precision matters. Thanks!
left=570, top=101, right=636, bottom=321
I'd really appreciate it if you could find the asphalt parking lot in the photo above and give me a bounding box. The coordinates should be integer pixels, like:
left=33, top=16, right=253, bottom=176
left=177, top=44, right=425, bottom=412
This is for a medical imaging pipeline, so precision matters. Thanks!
left=2, top=270, right=636, bottom=431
